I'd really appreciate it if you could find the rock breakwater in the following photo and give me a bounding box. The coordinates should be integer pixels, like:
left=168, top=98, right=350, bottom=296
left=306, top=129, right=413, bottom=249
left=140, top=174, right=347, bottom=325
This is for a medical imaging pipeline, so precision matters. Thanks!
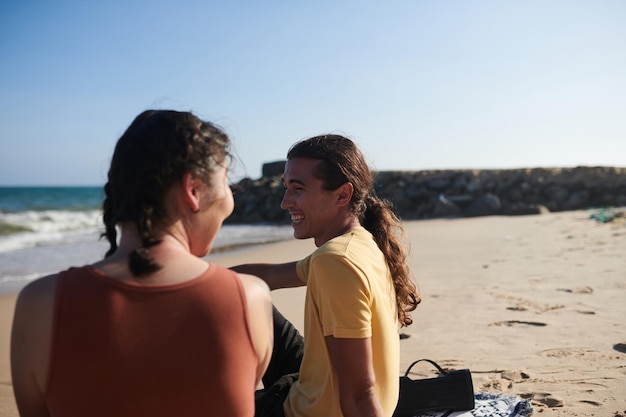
left=227, top=165, right=626, bottom=224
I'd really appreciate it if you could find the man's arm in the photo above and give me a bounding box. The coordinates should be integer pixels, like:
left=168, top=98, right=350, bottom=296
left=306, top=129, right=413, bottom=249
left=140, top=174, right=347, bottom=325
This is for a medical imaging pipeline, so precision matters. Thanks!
left=230, top=261, right=303, bottom=291
left=325, top=336, right=384, bottom=417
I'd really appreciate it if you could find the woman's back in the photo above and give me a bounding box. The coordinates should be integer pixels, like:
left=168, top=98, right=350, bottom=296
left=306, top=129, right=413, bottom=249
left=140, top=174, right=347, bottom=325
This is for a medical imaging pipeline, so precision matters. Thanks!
left=44, top=264, right=257, bottom=417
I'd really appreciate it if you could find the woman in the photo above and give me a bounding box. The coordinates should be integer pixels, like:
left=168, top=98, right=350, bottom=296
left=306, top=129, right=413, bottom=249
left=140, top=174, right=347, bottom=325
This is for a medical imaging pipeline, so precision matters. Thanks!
left=11, top=110, right=273, bottom=417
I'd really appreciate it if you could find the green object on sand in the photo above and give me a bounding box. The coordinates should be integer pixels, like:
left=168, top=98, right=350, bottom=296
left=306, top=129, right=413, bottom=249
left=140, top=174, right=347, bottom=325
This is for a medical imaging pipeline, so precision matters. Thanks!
left=589, top=208, right=625, bottom=223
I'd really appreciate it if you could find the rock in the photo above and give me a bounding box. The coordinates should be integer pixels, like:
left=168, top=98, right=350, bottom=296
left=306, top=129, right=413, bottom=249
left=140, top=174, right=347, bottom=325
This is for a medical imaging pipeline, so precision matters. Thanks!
left=565, top=190, right=590, bottom=209
left=425, top=176, right=451, bottom=191
left=226, top=166, right=626, bottom=224
left=262, top=161, right=286, bottom=178
left=433, top=195, right=461, bottom=217
left=464, top=193, right=502, bottom=217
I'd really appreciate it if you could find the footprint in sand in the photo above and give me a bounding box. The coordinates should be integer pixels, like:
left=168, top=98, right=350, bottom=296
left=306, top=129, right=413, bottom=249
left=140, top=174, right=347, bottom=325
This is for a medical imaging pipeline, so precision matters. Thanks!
left=500, top=370, right=530, bottom=381
left=492, top=293, right=562, bottom=313
left=613, top=342, right=626, bottom=353
left=506, top=306, right=528, bottom=311
left=529, top=392, right=565, bottom=408
left=490, top=320, right=547, bottom=327
left=557, top=286, right=594, bottom=294
left=579, top=400, right=601, bottom=406
left=537, top=347, right=599, bottom=358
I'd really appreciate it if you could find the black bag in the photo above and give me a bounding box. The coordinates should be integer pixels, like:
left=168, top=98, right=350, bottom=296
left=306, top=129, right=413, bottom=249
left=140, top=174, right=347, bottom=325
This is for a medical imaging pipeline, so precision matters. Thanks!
left=393, top=359, right=475, bottom=417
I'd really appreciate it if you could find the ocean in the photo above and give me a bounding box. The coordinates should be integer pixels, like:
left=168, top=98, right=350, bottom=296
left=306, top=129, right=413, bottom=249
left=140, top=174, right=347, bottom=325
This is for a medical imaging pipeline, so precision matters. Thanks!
left=0, top=186, right=293, bottom=294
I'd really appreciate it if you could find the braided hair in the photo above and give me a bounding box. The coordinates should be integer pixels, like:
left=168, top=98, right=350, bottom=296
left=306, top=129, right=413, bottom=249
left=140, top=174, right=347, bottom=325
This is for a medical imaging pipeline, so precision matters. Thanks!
left=287, top=135, right=420, bottom=326
left=101, top=110, right=231, bottom=276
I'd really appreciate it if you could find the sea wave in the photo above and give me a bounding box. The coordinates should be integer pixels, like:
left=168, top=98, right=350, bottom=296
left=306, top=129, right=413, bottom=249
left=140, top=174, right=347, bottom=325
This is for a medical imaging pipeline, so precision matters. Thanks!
left=0, top=222, right=295, bottom=293
left=0, top=210, right=102, bottom=253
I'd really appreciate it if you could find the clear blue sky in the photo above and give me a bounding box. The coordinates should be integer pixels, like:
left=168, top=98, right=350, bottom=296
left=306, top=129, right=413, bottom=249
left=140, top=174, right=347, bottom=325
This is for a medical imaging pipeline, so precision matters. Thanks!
left=1, top=0, right=624, bottom=186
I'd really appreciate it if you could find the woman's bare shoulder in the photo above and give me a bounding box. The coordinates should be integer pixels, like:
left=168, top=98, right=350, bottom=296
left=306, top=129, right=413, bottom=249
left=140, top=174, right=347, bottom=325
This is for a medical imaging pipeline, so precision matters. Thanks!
left=236, top=272, right=271, bottom=295
left=17, top=273, right=59, bottom=304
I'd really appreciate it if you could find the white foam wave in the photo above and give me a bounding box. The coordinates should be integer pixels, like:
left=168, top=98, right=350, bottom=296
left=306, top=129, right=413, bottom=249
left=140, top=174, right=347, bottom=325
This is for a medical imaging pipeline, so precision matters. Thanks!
left=0, top=210, right=102, bottom=253
left=0, top=224, right=294, bottom=293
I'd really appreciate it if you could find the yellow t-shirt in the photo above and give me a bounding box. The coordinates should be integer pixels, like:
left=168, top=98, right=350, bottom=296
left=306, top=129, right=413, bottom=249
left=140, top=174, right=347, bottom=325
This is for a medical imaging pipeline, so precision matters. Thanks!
left=284, top=226, right=400, bottom=417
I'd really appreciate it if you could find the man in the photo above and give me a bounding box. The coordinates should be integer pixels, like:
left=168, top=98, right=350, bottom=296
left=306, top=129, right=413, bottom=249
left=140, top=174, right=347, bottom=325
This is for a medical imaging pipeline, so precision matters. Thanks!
left=233, top=134, right=419, bottom=417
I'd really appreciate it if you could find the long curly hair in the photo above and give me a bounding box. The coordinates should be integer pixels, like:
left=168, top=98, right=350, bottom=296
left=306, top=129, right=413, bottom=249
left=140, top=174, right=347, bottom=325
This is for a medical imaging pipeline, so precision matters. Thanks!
left=287, top=134, right=420, bottom=326
left=101, top=110, right=231, bottom=276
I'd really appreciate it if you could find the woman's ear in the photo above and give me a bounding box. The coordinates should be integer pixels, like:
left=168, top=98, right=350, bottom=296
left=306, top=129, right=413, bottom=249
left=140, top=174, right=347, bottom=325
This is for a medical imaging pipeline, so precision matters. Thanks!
left=336, top=182, right=354, bottom=207
left=182, top=173, right=201, bottom=213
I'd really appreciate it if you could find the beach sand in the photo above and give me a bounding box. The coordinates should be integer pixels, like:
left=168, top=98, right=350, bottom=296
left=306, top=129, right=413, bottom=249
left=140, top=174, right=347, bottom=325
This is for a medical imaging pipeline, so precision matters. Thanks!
left=1, top=210, right=624, bottom=416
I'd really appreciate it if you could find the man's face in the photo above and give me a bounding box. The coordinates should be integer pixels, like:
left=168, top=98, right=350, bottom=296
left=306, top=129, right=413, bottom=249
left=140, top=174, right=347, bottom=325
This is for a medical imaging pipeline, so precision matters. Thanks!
left=281, top=158, right=346, bottom=247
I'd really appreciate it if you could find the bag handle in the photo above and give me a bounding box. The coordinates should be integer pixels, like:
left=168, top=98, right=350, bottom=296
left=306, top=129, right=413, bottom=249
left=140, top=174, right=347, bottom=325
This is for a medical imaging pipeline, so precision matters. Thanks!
left=404, top=359, right=449, bottom=377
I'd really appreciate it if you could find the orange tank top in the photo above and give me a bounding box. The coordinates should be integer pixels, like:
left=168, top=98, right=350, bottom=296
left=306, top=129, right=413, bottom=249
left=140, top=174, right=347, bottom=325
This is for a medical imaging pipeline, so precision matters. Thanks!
left=45, top=264, right=257, bottom=417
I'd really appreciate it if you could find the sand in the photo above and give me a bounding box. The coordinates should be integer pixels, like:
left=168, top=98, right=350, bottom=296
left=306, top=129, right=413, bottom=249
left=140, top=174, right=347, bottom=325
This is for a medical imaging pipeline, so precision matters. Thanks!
left=1, top=210, right=624, bottom=416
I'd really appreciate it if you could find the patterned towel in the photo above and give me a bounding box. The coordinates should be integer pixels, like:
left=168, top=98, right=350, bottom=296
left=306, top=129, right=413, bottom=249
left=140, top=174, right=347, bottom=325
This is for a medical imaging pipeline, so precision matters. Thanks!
left=413, top=392, right=533, bottom=417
